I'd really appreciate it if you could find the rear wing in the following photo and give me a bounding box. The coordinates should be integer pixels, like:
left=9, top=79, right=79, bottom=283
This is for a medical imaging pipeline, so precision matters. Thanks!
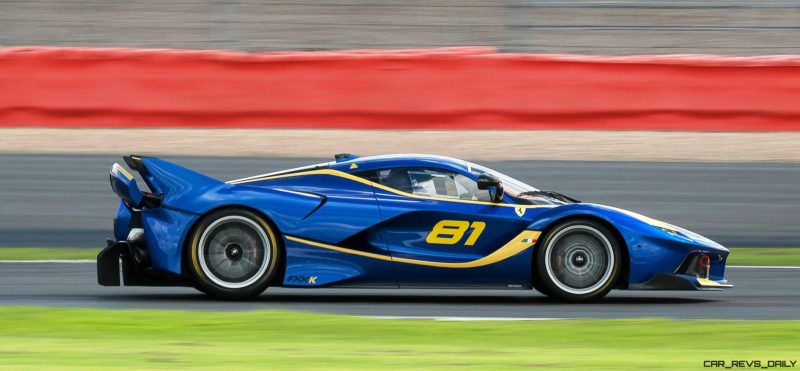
left=110, top=163, right=145, bottom=207
left=110, top=155, right=221, bottom=209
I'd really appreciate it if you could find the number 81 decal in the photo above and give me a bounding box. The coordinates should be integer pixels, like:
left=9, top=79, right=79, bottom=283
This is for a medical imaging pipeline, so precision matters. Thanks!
left=425, top=220, right=486, bottom=246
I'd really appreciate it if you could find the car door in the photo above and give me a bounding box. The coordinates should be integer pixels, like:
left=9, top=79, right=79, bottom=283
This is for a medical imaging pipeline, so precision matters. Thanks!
left=369, top=167, right=535, bottom=288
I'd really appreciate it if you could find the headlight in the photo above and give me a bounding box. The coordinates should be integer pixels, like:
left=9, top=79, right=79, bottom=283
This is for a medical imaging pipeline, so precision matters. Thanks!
left=605, top=206, right=681, bottom=233
left=651, top=220, right=681, bottom=235
left=606, top=206, right=726, bottom=250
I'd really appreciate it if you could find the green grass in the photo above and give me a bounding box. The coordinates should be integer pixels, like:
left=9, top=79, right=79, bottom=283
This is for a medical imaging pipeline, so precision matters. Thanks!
left=0, top=247, right=99, bottom=260
left=726, top=248, right=800, bottom=266
left=2, top=247, right=800, bottom=266
left=0, top=307, right=797, bottom=370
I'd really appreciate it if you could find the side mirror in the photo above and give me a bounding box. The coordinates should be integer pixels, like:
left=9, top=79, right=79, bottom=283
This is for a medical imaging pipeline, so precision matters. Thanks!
left=477, top=174, right=504, bottom=203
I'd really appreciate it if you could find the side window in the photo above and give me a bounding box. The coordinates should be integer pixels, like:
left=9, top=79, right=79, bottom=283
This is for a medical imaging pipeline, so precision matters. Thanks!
left=375, top=168, right=492, bottom=202
left=375, top=168, right=414, bottom=193
left=351, top=170, right=379, bottom=183
left=408, top=169, right=458, bottom=197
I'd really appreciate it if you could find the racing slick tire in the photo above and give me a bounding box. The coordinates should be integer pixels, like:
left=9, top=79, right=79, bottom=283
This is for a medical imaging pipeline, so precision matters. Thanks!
left=534, top=219, right=621, bottom=302
left=186, top=208, right=280, bottom=300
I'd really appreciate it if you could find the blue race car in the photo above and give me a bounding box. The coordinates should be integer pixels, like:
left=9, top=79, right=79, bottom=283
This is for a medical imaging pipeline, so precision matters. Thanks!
left=100, top=154, right=731, bottom=301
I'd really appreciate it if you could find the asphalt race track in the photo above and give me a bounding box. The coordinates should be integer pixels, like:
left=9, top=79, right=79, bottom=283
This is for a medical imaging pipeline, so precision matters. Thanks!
left=1, top=154, right=798, bottom=247
left=0, top=263, right=797, bottom=319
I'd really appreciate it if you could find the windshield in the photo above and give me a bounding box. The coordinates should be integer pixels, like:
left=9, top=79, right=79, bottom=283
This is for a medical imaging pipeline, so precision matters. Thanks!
left=466, top=162, right=539, bottom=197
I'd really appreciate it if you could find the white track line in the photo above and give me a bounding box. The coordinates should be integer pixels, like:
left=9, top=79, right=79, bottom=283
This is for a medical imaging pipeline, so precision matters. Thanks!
left=370, top=316, right=567, bottom=321
left=728, top=265, right=800, bottom=269
left=0, top=260, right=94, bottom=263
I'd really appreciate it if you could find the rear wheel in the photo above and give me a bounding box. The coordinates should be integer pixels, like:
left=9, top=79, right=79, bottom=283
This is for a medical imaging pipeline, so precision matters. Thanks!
left=534, top=219, right=620, bottom=302
left=186, top=208, right=280, bottom=299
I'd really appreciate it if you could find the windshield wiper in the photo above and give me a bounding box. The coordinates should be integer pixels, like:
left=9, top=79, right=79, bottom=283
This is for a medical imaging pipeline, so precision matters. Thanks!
left=517, top=190, right=581, bottom=203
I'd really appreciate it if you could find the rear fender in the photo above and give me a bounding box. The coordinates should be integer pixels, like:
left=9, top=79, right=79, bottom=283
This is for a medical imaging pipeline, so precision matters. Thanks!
left=135, top=157, right=222, bottom=206
left=112, top=156, right=329, bottom=276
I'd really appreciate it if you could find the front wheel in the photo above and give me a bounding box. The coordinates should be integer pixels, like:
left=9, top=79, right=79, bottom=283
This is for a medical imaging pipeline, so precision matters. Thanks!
left=534, top=219, right=621, bottom=302
left=186, top=208, right=280, bottom=300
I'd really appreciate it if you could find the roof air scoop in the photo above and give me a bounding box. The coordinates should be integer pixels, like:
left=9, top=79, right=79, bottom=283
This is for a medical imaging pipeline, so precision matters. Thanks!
left=334, top=153, right=359, bottom=162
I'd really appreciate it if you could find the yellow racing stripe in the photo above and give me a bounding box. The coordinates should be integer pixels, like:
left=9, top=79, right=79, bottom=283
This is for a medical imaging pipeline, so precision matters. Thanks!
left=285, top=230, right=541, bottom=268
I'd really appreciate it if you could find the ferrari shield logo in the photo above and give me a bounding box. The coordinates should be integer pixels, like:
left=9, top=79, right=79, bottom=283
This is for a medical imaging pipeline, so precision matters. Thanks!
left=515, top=207, right=525, bottom=217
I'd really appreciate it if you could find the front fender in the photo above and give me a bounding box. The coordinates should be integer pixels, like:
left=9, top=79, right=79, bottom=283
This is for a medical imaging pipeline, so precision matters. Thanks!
left=526, top=204, right=729, bottom=285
